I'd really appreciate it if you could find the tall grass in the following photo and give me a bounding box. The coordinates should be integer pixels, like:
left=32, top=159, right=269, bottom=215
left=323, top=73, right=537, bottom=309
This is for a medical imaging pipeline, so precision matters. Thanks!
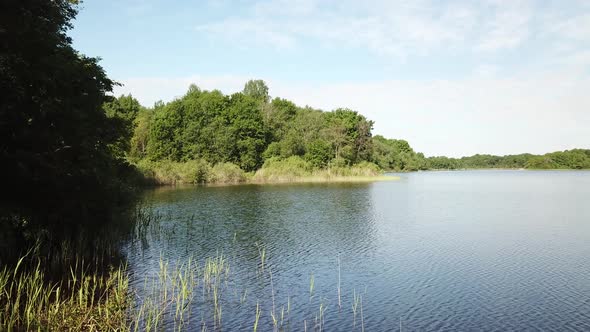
left=252, top=156, right=392, bottom=183
left=135, top=159, right=248, bottom=185
left=135, top=157, right=393, bottom=185
left=1, top=250, right=372, bottom=331
left=0, top=254, right=129, bottom=331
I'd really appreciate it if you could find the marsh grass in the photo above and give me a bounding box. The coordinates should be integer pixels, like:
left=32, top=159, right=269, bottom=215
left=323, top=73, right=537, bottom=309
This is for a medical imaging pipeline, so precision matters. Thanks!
left=135, top=157, right=396, bottom=185
left=0, top=254, right=129, bottom=331
left=252, top=157, right=396, bottom=184
left=125, top=249, right=370, bottom=331
left=1, top=206, right=374, bottom=331
left=135, top=159, right=248, bottom=185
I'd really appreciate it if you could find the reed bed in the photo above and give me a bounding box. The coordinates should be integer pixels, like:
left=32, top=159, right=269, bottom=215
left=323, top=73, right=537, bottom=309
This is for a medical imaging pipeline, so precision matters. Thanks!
left=0, top=255, right=129, bottom=331
left=1, top=208, right=371, bottom=331
left=1, top=251, right=369, bottom=331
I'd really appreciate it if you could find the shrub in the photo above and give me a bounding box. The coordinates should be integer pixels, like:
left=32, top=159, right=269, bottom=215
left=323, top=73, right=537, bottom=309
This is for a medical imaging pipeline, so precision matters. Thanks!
left=326, top=161, right=382, bottom=177
left=135, top=159, right=211, bottom=184
left=210, top=163, right=248, bottom=184
left=305, top=140, right=332, bottom=168
left=252, top=156, right=313, bottom=182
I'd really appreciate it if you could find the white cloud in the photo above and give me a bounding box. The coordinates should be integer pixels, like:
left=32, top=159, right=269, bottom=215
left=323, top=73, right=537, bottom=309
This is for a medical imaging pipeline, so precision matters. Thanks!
left=194, top=0, right=554, bottom=57
left=552, top=13, right=590, bottom=41
left=195, top=0, right=482, bottom=57
left=475, top=0, right=532, bottom=51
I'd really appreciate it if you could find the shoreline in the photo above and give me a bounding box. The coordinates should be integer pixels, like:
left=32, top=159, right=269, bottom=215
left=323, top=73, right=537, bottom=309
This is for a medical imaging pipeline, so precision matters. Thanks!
left=416, top=168, right=590, bottom=172
left=249, top=174, right=400, bottom=184
left=144, top=174, right=401, bottom=187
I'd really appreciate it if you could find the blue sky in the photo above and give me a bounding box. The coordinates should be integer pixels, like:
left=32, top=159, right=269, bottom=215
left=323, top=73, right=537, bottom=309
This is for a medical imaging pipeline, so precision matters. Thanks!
left=71, top=0, right=590, bottom=157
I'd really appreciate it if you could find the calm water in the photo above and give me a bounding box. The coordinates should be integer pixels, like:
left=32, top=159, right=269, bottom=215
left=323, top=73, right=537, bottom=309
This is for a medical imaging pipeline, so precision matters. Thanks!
left=124, top=170, right=590, bottom=331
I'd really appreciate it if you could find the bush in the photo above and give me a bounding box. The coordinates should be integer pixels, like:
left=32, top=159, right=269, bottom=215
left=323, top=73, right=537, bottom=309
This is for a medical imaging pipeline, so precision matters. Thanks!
left=135, top=159, right=211, bottom=184
left=210, top=163, right=248, bottom=183
left=136, top=157, right=383, bottom=185
left=328, top=161, right=382, bottom=177
left=330, top=157, right=348, bottom=168
left=305, top=140, right=332, bottom=168
left=252, top=156, right=313, bottom=182
left=252, top=157, right=382, bottom=182
left=135, top=159, right=249, bottom=184
left=262, top=142, right=282, bottom=159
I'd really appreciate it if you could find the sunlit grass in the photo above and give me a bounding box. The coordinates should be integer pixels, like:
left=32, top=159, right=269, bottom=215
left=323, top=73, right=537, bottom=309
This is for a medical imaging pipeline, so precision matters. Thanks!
left=0, top=255, right=129, bottom=331
left=135, top=156, right=400, bottom=185
left=252, top=174, right=400, bottom=184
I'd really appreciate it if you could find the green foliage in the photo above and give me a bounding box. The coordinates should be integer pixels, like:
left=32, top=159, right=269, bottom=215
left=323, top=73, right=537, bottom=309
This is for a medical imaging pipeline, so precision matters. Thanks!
left=117, top=82, right=589, bottom=181
left=103, top=94, right=143, bottom=158
left=227, top=93, right=267, bottom=171
left=243, top=79, right=270, bottom=103
left=147, top=100, right=185, bottom=161
left=371, top=136, right=427, bottom=171
left=329, top=161, right=382, bottom=177
left=0, top=255, right=129, bottom=331
left=263, top=142, right=282, bottom=159
left=253, top=156, right=313, bottom=182
left=132, top=81, right=383, bottom=177
left=136, top=159, right=247, bottom=184
left=129, top=107, right=154, bottom=160
left=330, top=156, right=348, bottom=168
left=210, top=163, right=248, bottom=184
left=424, top=149, right=590, bottom=170
left=136, top=159, right=210, bottom=184
left=252, top=157, right=383, bottom=183
left=524, top=150, right=590, bottom=169
left=262, top=98, right=298, bottom=142
left=305, top=140, right=333, bottom=168
left=427, top=156, right=460, bottom=170
left=525, top=156, right=560, bottom=169
left=324, top=108, right=374, bottom=163
left=0, top=0, right=140, bottom=255
left=141, top=88, right=267, bottom=171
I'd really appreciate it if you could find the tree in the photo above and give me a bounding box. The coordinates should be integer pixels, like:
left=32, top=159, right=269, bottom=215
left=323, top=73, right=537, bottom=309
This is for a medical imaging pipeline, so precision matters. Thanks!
left=262, top=98, right=298, bottom=141
left=0, top=0, right=137, bottom=250
left=103, top=94, right=142, bottom=158
left=147, top=100, right=185, bottom=161
left=226, top=93, right=268, bottom=171
left=305, top=140, right=332, bottom=168
left=371, top=136, right=426, bottom=171
left=324, top=108, right=374, bottom=164
left=181, top=89, right=227, bottom=162
left=129, top=107, right=154, bottom=160
left=243, top=79, right=270, bottom=103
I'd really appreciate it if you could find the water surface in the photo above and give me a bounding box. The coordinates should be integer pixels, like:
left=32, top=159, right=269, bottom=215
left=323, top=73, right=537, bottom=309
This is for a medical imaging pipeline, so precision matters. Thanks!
left=125, top=170, right=590, bottom=331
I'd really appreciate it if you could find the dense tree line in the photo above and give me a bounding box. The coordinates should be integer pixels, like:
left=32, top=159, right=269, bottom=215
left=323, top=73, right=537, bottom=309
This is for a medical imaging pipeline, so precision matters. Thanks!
left=372, top=135, right=428, bottom=171
left=125, top=81, right=375, bottom=172
left=112, top=81, right=590, bottom=174
left=426, top=150, right=590, bottom=170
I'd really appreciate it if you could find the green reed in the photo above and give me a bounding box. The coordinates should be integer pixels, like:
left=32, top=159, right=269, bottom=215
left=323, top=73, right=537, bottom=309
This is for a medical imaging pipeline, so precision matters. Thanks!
left=0, top=254, right=129, bottom=331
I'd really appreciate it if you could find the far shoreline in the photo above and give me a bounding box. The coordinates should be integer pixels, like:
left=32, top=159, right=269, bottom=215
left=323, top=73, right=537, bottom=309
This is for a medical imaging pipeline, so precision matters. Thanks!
left=403, top=168, right=590, bottom=172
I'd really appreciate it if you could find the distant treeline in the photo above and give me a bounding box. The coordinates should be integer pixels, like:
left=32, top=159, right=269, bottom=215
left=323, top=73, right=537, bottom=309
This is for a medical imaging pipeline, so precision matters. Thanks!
left=109, top=80, right=589, bottom=175
left=426, top=150, right=590, bottom=170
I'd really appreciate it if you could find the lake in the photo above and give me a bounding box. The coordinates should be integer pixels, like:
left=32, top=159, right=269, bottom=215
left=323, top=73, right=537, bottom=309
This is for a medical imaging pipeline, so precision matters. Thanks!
left=124, top=170, right=590, bottom=331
